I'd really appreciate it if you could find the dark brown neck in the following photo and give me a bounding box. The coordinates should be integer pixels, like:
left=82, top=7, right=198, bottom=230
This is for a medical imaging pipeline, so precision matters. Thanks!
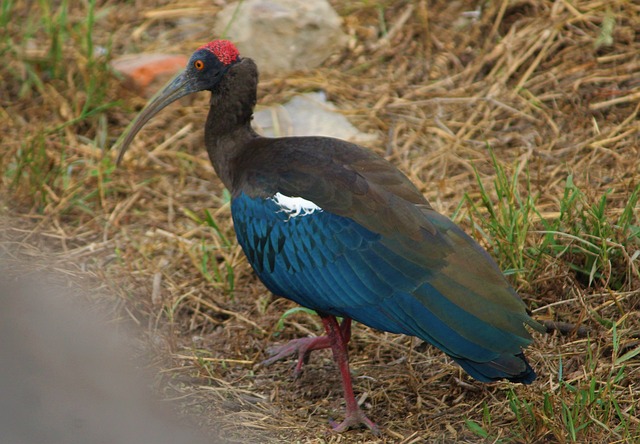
left=205, top=58, right=260, bottom=190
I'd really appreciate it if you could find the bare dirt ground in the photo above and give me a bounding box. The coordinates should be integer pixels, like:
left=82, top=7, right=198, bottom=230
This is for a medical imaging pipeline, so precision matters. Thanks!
left=1, top=1, right=639, bottom=442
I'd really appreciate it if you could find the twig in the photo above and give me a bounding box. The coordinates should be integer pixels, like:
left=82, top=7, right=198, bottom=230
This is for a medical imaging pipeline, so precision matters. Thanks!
left=543, top=320, right=591, bottom=338
left=589, top=90, right=640, bottom=111
left=174, top=354, right=254, bottom=365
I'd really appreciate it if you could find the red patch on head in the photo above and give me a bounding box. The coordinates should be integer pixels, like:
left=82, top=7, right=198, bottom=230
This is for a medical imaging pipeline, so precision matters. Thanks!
left=198, top=40, right=239, bottom=66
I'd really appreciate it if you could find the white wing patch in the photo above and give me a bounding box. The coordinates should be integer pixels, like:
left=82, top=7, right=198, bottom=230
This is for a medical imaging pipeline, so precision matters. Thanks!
left=271, top=192, right=322, bottom=219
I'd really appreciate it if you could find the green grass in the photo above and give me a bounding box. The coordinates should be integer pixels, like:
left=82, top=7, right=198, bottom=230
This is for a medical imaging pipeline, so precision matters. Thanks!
left=464, top=148, right=538, bottom=280
left=462, top=148, right=639, bottom=442
left=184, top=208, right=237, bottom=296
left=537, top=178, right=640, bottom=290
left=2, top=0, right=119, bottom=215
left=5, top=132, right=117, bottom=214
left=509, top=330, right=636, bottom=442
left=465, top=334, right=638, bottom=442
left=464, top=148, right=639, bottom=292
left=274, top=306, right=320, bottom=336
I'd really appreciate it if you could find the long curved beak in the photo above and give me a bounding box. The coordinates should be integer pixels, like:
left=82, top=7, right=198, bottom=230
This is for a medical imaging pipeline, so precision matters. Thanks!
left=114, top=71, right=196, bottom=165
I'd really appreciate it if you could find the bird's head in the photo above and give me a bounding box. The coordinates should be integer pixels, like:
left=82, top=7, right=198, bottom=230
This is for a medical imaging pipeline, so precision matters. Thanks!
left=114, top=39, right=240, bottom=164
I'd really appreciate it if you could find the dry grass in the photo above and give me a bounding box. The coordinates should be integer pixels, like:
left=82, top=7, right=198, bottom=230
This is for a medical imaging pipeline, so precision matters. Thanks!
left=1, top=0, right=639, bottom=442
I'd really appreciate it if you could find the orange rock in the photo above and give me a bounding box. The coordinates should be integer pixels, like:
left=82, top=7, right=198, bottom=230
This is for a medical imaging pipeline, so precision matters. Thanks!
left=111, top=54, right=189, bottom=97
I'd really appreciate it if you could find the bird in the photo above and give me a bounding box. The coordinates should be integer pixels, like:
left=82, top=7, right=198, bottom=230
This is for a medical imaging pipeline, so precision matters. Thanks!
left=115, top=39, right=544, bottom=434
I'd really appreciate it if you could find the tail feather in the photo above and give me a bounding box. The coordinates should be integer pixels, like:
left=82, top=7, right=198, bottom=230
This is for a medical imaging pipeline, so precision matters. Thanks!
left=452, top=352, right=536, bottom=384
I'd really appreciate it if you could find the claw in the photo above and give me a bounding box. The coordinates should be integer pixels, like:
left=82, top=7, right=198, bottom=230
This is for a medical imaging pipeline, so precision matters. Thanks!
left=263, top=336, right=331, bottom=378
left=263, top=317, right=378, bottom=434
left=318, top=316, right=380, bottom=435
left=329, top=409, right=380, bottom=435
left=263, top=318, right=352, bottom=378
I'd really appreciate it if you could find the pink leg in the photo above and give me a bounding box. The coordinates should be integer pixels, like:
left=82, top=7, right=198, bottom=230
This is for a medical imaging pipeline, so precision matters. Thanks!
left=320, top=315, right=379, bottom=434
left=263, top=318, right=351, bottom=379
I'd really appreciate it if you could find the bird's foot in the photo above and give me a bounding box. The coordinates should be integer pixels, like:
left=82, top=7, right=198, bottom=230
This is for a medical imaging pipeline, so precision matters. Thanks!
left=329, top=408, right=380, bottom=435
left=263, top=335, right=331, bottom=378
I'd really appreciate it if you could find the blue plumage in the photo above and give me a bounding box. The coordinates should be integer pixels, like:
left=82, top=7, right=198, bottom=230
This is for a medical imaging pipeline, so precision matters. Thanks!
left=232, top=191, right=538, bottom=382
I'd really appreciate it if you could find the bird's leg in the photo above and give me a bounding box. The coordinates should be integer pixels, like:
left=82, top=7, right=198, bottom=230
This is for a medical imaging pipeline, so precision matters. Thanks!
left=320, top=315, right=379, bottom=435
left=263, top=318, right=351, bottom=379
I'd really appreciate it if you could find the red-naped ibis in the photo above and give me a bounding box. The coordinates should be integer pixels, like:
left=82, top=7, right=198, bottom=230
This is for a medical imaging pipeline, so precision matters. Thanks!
left=115, top=39, right=543, bottom=434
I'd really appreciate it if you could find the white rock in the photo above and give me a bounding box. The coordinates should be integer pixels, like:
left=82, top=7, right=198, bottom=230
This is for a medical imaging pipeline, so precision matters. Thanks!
left=214, top=0, right=347, bottom=75
left=253, top=92, right=377, bottom=143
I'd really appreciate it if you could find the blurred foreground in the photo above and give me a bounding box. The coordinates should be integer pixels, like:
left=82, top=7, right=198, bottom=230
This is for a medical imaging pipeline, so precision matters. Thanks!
left=0, top=273, right=215, bottom=444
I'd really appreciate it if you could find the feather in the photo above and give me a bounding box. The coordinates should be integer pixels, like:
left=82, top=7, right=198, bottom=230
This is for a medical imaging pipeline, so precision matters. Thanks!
left=232, top=190, right=543, bottom=381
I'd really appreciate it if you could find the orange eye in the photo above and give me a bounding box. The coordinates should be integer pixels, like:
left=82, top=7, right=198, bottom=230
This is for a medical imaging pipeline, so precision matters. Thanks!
left=194, top=60, right=204, bottom=70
